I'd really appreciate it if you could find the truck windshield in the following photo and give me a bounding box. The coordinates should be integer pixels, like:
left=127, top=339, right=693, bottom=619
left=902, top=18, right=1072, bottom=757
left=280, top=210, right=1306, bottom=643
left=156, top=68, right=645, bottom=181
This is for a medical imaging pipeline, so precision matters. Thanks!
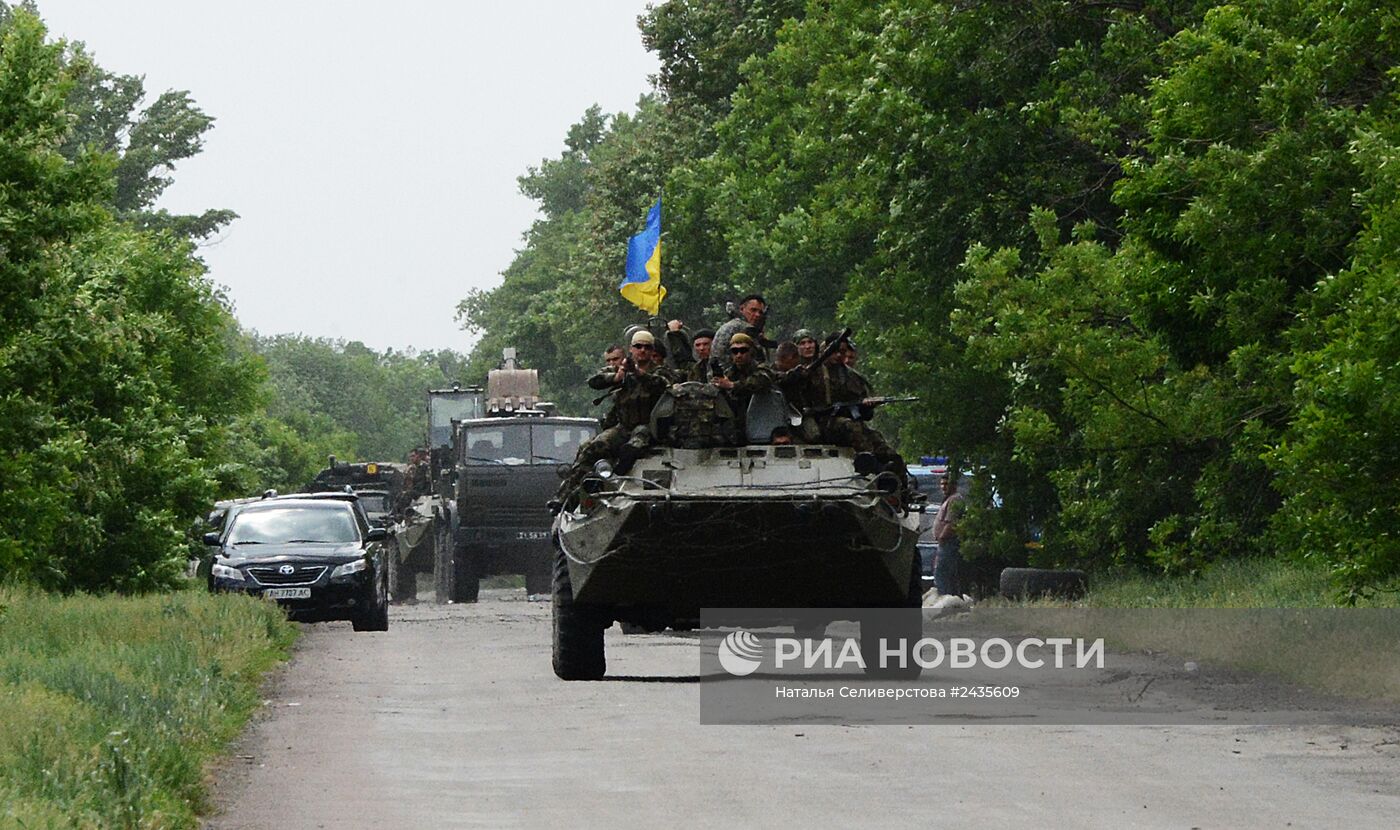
left=461, top=423, right=596, bottom=465
left=429, top=393, right=484, bottom=449
left=462, top=424, right=532, bottom=465
left=532, top=424, right=594, bottom=464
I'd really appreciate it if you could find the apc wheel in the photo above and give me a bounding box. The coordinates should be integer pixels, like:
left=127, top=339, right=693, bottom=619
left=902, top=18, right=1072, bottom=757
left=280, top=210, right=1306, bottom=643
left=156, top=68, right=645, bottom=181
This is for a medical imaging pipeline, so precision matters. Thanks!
left=999, top=568, right=1087, bottom=600
left=552, top=546, right=606, bottom=680
left=859, top=555, right=924, bottom=679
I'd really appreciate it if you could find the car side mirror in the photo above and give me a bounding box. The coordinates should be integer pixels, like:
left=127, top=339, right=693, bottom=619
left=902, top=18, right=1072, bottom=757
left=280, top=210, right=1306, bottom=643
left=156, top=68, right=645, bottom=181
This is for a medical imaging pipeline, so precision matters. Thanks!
left=365, top=527, right=388, bottom=542
left=203, top=531, right=221, bottom=546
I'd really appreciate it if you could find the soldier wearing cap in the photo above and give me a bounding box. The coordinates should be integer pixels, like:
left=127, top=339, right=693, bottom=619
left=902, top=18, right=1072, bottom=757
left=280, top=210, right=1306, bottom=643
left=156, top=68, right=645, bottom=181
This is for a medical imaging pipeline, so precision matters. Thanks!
left=555, top=330, right=680, bottom=506
left=793, top=329, right=819, bottom=365
left=663, top=320, right=720, bottom=381
left=789, top=331, right=907, bottom=479
left=713, top=332, right=776, bottom=438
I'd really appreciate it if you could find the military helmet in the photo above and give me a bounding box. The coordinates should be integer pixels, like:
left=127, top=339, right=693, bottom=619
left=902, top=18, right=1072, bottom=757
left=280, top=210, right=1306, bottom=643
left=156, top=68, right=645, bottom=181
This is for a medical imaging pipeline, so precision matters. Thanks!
left=793, top=328, right=817, bottom=344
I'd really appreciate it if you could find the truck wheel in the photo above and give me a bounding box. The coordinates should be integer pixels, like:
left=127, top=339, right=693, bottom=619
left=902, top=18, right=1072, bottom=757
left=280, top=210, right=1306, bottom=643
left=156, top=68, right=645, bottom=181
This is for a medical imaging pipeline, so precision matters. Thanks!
left=393, top=562, right=418, bottom=603
left=433, top=524, right=453, bottom=603
left=552, top=547, right=606, bottom=680
left=999, top=568, right=1087, bottom=600
left=524, top=568, right=551, bottom=597
left=453, top=545, right=481, bottom=603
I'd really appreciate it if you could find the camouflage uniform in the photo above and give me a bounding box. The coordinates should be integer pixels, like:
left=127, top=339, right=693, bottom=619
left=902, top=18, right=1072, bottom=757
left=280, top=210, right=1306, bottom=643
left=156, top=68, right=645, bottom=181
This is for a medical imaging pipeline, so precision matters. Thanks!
left=664, top=329, right=719, bottom=382
left=713, top=318, right=768, bottom=368
left=721, top=360, right=776, bottom=438
left=790, top=360, right=901, bottom=464
left=587, top=366, right=622, bottom=430
left=558, top=363, right=679, bottom=500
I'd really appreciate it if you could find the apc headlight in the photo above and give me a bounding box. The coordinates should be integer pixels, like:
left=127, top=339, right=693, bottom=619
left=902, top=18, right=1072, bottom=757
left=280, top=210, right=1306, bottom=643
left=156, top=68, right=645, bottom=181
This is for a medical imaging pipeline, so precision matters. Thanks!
left=592, top=460, right=614, bottom=479
left=211, top=563, right=245, bottom=582
left=330, top=559, right=368, bottom=578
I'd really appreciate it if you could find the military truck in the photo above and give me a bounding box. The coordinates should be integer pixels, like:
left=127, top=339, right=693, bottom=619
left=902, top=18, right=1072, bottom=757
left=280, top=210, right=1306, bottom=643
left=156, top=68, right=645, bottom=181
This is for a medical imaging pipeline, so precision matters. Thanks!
left=550, top=386, right=924, bottom=680
left=391, top=383, right=486, bottom=603
left=304, top=458, right=408, bottom=527
left=442, top=349, right=597, bottom=601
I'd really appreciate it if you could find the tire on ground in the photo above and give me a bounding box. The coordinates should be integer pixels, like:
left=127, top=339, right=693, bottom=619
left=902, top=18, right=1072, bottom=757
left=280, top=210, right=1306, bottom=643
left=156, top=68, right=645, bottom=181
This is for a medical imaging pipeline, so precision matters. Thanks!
left=453, top=542, right=481, bottom=603
left=433, top=522, right=453, bottom=603
left=999, top=567, right=1088, bottom=600
left=552, top=545, right=607, bottom=680
left=859, top=554, right=924, bottom=679
left=524, top=567, right=551, bottom=597
left=353, top=570, right=390, bottom=632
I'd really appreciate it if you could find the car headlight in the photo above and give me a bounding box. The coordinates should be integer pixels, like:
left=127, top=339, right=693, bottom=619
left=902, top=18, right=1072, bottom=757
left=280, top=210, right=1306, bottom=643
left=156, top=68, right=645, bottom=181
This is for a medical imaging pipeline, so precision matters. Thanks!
left=592, top=459, right=614, bottom=479
left=330, top=559, right=368, bottom=578
left=212, top=562, right=245, bottom=582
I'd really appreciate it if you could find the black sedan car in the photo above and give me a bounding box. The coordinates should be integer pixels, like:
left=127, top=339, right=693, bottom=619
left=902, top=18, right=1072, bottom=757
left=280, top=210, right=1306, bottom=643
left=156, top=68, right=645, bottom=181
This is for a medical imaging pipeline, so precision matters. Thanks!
left=206, top=494, right=390, bottom=631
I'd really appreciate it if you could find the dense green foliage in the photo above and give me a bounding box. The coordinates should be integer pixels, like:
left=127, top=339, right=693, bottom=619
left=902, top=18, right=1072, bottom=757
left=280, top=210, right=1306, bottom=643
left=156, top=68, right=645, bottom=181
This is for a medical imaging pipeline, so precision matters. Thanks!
left=0, top=587, right=295, bottom=828
left=252, top=334, right=471, bottom=464
left=467, top=0, right=1400, bottom=596
left=0, top=11, right=262, bottom=592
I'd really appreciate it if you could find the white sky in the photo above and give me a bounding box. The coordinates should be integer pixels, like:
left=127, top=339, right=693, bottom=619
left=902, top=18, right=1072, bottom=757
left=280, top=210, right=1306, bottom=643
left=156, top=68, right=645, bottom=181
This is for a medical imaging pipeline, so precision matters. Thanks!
left=34, top=1, right=659, bottom=353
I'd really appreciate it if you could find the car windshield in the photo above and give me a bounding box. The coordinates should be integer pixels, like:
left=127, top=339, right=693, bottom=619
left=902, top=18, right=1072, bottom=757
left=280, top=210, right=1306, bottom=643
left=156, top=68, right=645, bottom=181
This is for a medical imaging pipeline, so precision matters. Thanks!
left=226, top=505, right=359, bottom=545
left=532, top=424, right=594, bottom=463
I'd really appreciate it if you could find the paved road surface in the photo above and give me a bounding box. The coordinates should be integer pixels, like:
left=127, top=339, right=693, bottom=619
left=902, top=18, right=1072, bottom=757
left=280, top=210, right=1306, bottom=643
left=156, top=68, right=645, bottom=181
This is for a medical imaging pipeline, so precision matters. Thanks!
left=205, top=590, right=1400, bottom=829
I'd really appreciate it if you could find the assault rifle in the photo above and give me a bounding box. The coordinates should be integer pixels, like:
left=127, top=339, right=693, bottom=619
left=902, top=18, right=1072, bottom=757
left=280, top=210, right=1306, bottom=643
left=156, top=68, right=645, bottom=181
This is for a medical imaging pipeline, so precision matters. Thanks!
left=793, top=327, right=853, bottom=374
left=804, top=396, right=918, bottom=422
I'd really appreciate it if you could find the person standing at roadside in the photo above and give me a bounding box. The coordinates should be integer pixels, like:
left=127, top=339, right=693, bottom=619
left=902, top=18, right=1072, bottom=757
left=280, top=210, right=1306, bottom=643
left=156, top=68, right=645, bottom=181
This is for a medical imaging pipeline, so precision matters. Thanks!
left=932, top=473, right=966, bottom=597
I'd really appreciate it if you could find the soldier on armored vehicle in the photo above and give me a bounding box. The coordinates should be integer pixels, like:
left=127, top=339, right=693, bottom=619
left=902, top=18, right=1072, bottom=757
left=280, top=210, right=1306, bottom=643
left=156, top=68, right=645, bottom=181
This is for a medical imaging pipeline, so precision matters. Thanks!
left=555, top=330, right=680, bottom=504
left=550, top=325, right=925, bottom=681
left=785, top=330, right=911, bottom=483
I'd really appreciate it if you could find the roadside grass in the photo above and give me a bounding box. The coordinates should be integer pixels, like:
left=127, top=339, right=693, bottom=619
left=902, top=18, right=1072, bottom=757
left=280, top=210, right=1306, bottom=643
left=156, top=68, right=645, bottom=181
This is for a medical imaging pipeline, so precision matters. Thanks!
left=990, top=558, right=1400, bottom=704
left=1079, top=557, right=1400, bottom=608
left=0, top=587, right=296, bottom=829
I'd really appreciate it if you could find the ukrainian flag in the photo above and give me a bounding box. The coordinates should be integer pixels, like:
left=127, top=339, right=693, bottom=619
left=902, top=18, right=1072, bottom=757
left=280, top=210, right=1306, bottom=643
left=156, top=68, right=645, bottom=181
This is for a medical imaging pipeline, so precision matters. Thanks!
left=619, top=197, right=665, bottom=315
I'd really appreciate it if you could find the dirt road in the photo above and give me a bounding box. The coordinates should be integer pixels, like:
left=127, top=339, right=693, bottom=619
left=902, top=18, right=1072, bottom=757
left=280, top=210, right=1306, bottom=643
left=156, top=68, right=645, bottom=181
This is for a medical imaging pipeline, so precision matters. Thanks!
left=206, top=590, right=1400, bottom=829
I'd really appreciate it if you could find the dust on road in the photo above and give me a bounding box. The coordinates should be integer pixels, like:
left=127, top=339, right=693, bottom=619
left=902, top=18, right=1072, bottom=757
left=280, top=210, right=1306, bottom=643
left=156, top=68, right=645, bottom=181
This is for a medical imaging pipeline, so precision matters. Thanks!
left=204, top=590, right=1400, bottom=829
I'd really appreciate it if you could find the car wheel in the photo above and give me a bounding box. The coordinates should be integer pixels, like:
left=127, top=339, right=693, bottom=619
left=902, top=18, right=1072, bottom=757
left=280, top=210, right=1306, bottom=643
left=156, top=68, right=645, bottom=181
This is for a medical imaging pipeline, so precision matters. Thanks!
left=551, top=545, right=606, bottom=680
left=353, top=571, right=390, bottom=632
left=999, top=567, right=1087, bottom=600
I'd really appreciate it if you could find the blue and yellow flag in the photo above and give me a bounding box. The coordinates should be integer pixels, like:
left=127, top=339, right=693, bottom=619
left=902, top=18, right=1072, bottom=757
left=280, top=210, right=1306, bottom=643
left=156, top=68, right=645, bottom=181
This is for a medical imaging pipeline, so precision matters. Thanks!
left=619, top=197, right=665, bottom=315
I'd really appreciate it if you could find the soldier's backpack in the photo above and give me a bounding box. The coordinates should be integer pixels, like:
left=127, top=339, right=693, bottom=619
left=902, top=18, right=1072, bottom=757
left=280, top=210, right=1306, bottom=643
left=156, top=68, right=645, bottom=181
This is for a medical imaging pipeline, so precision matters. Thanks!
left=650, top=382, right=738, bottom=449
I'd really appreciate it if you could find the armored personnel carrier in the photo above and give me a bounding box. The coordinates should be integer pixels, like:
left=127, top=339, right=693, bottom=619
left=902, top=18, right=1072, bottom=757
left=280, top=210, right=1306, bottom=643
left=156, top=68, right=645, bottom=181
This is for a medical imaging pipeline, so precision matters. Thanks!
left=550, top=389, right=923, bottom=680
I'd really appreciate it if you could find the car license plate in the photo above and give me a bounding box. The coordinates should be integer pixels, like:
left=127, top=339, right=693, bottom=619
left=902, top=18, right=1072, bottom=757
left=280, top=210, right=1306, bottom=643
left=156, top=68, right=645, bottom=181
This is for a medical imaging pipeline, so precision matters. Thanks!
left=516, top=530, right=549, bottom=541
left=264, top=587, right=311, bottom=600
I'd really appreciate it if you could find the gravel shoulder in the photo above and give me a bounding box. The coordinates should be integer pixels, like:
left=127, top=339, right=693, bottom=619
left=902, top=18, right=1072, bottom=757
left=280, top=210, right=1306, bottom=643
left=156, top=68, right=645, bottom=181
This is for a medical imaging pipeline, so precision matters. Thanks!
left=203, top=589, right=1400, bottom=829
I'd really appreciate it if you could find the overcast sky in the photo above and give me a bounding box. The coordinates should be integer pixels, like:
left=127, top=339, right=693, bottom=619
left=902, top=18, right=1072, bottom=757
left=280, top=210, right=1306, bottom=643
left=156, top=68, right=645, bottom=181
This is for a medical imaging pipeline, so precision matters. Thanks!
left=34, top=1, right=660, bottom=353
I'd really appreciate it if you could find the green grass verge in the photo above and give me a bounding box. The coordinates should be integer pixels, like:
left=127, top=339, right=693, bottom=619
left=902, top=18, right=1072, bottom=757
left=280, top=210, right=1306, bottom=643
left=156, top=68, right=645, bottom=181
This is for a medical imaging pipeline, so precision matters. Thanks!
left=993, top=558, right=1400, bottom=703
left=1080, top=557, right=1400, bottom=608
left=0, top=587, right=296, bottom=829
